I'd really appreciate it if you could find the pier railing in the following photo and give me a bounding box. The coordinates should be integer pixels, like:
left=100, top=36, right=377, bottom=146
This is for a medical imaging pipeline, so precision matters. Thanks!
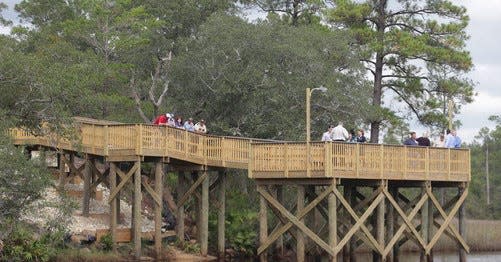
left=10, top=120, right=470, bottom=181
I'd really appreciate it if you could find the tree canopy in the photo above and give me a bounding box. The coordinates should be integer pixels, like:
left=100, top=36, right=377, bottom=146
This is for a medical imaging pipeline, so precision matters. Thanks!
left=328, top=0, right=474, bottom=142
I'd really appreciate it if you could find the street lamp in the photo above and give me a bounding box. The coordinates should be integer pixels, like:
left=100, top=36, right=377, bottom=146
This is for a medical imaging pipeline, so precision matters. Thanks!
left=305, top=86, right=327, bottom=177
left=306, top=86, right=328, bottom=142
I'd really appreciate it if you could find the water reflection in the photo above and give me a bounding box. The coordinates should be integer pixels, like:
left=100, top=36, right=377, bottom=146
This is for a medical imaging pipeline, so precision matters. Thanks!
left=340, top=251, right=501, bottom=262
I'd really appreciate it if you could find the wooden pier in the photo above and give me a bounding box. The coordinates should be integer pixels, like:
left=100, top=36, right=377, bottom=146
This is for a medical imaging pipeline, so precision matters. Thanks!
left=11, top=118, right=470, bottom=261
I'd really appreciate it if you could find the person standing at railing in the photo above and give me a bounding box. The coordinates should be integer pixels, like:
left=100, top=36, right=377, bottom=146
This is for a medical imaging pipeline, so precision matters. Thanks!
left=166, top=113, right=176, bottom=127
left=153, top=113, right=168, bottom=125
left=416, top=131, right=431, bottom=146
left=184, top=118, right=195, bottom=131
left=332, top=122, right=349, bottom=142
left=403, top=132, right=418, bottom=146
left=195, top=119, right=207, bottom=134
left=322, top=125, right=334, bottom=141
left=435, top=133, right=446, bottom=147
left=355, top=129, right=367, bottom=143
left=445, top=129, right=462, bottom=148
left=175, top=116, right=184, bottom=129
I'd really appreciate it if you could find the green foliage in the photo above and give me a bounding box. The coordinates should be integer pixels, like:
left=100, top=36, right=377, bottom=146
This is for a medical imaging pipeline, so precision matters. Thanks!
left=327, top=0, right=475, bottom=141
left=1, top=223, right=52, bottom=262
left=175, top=239, right=201, bottom=254
left=171, top=14, right=369, bottom=140
left=98, top=234, right=113, bottom=251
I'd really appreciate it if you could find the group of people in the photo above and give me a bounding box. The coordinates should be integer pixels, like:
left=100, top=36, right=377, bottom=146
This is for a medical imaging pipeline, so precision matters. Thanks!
left=321, top=122, right=367, bottom=143
left=321, top=122, right=462, bottom=149
left=404, top=129, right=461, bottom=148
left=153, top=113, right=207, bottom=134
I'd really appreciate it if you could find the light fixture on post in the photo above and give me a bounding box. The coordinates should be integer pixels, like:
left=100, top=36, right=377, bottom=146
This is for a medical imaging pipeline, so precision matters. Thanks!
left=306, top=86, right=328, bottom=177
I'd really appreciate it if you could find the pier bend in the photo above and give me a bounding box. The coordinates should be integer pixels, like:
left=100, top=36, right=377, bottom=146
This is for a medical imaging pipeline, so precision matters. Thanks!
left=10, top=117, right=470, bottom=261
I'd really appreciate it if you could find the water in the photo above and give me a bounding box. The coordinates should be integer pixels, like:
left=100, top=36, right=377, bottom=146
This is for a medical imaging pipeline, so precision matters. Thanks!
left=348, top=251, right=501, bottom=262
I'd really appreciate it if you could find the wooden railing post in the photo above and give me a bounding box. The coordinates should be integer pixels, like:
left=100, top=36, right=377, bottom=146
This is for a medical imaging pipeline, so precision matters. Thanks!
left=104, top=125, right=109, bottom=156
left=403, top=146, right=408, bottom=179
left=284, top=143, right=289, bottom=178
left=248, top=143, right=254, bottom=178
left=447, top=149, right=451, bottom=181
left=380, top=144, right=384, bottom=179
left=425, top=147, right=430, bottom=180
left=355, top=143, right=360, bottom=177
left=136, top=124, right=143, bottom=155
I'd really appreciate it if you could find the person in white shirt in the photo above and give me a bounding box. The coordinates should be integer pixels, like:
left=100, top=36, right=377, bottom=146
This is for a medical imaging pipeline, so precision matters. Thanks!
left=332, top=121, right=349, bottom=141
left=321, top=125, right=334, bottom=141
left=194, top=119, right=207, bottom=134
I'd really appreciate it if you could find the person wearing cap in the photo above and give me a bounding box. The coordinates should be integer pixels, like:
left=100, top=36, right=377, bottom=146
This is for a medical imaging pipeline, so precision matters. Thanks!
left=184, top=118, right=195, bottom=132
left=153, top=113, right=168, bottom=125
left=194, top=119, right=207, bottom=134
left=321, top=125, right=334, bottom=141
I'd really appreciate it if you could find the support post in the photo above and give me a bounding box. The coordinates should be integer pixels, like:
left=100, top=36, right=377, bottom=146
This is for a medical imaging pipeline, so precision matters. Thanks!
left=329, top=182, right=337, bottom=262
left=259, top=185, right=268, bottom=262
left=297, top=185, right=305, bottom=262
left=154, top=161, right=163, bottom=258
left=343, top=186, right=352, bottom=262
left=376, top=184, right=385, bottom=262
left=427, top=189, right=434, bottom=262
left=58, top=152, right=66, bottom=190
left=217, top=171, right=226, bottom=257
left=349, top=186, right=356, bottom=262
left=458, top=186, right=466, bottom=262
left=109, top=162, right=117, bottom=252
left=133, top=161, right=142, bottom=259
left=200, top=170, right=209, bottom=256
left=177, top=172, right=185, bottom=242
left=391, top=187, right=400, bottom=262
left=387, top=186, right=395, bottom=262
left=275, top=185, right=284, bottom=256
left=420, top=187, right=429, bottom=262
left=83, top=156, right=91, bottom=217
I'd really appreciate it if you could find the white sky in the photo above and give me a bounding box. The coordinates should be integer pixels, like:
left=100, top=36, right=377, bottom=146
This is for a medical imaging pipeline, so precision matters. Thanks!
left=1, top=1, right=499, bottom=143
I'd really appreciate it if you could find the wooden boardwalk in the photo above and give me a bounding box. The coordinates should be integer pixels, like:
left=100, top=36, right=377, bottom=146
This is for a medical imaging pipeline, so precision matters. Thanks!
left=11, top=118, right=470, bottom=261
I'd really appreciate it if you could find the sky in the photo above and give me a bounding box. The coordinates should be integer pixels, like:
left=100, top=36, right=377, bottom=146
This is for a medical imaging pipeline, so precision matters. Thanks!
left=1, top=1, right=500, bottom=143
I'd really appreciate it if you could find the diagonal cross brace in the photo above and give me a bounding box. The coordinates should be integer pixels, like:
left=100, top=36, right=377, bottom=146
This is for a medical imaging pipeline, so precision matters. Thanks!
left=257, top=186, right=336, bottom=257
left=382, top=189, right=428, bottom=257
left=178, top=171, right=208, bottom=208
left=426, top=186, right=469, bottom=254
left=108, top=162, right=139, bottom=203
left=333, top=188, right=384, bottom=254
left=257, top=183, right=335, bottom=255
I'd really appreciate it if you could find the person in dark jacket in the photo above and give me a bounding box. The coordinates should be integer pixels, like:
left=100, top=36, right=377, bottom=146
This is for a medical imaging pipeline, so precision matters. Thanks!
left=416, top=131, right=431, bottom=146
left=403, top=132, right=418, bottom=146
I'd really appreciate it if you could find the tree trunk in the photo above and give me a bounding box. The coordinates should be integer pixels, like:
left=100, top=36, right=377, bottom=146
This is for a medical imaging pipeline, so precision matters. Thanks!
left=370, top=0, right=387, bottom=143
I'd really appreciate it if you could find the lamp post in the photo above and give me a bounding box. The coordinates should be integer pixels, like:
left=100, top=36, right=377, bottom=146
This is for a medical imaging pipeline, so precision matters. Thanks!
left=306, top=86, right=327, bottom=177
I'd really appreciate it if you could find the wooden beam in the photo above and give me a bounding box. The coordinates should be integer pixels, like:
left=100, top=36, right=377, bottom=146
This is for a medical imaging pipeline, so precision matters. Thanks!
left=177, top=171, right=208, bottom=208
left=217, top=171, right=226, bottom=257
left=333, top=187, right=383, bottom=254
left=258, top=187, right=336, bottom=257
left=426, top=186, right=469, bottom=254
left=200, top=170, right=209, bottom=256
left=154, top=161, right=163, bottom=258
left=257, top=183, right=335, bottom=255
left=426, top=187, right=469, bottom=253
left=142, top=179, right=162, bottom=207
left=109, top=162, right=117, bottom=252
left=382, top=189, right=427, bottom=256
left=133, top=161, right=142, bottom=259
left=329, top=187, right=337, bottom=262
left=83, top=156, right=91, bottom=217
left=176, top=172, right=185, bottom=242
left=259, top=185, right=268, bottom=262
left=297, top=185, right=305, bottom=262
left=108, top=162, right=139, bottom=203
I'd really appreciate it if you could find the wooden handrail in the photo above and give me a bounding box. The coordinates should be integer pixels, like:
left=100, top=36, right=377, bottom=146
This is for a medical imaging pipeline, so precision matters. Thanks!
left=9, top=119, right=470, bottom=182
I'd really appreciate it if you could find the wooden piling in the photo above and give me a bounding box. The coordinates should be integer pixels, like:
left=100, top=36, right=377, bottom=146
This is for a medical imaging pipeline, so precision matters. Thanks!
left=427, top=190, right=434, bottom=262
left=259, top=185, right=268, bottom=262
left=275, top=185, right=284, bottom=256
left=133, top=161, right=142, bottom=259
left=109, top=162, right=117, bottom=252
left=458, top=186, right=466, bottom=262
left=200, top=170, right=209, bottom=256
left=329, top=182, right=337, bottom=262
left=217, top=171, right=226, bottom=257
left=83, top=156, right=91, bottom=217
left=391, top=187, right=400, bottom=262
left=154, top=161, right=163, bottom=257
left=420, top=187, right=428, bottom=262
left=177, top=172, right=185, bottom=242
left=297, top=185, right=305, bottom=262
left=349, top=186, right=356, bottom=262
left=376, top=185, right=385, bottom=262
